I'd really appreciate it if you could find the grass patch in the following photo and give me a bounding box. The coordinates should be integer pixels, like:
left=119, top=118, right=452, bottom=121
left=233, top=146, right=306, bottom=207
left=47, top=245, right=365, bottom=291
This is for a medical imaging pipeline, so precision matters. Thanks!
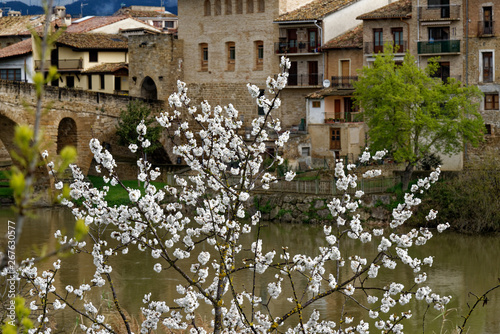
left=87, top=176, right=168, bottom=206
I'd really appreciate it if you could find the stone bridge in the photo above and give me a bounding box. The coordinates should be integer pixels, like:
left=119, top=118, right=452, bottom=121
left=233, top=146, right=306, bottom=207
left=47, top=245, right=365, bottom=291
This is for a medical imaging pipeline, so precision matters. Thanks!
left=0, top=80, right=175, bottom=177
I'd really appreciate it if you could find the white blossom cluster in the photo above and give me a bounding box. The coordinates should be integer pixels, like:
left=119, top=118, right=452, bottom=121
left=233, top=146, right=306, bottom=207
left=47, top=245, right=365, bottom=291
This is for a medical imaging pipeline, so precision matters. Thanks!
left=11, top=57, right=452, bottom=333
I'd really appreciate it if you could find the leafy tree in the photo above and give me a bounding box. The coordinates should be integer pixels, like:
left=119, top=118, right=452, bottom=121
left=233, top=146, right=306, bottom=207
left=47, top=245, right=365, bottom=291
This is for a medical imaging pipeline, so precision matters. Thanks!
left=115, top=100, right=162, bottom=155
left=354, top=49, right=484, bottom=190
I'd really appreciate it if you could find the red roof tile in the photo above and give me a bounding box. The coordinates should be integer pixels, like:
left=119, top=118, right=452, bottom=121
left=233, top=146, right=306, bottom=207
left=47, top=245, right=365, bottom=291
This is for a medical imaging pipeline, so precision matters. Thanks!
left=0, top=38, right=32, bottom=59
left=357, top=0, right=411, bottom=20
left=276, top=0, right=360, bottom=21
left=0, top=15, right=47, bottom=36
left=82, top=62, right=128, bottom=73
left=322, top=24, right=363, bottom=49
left=56, top=33, right=128, bottom=50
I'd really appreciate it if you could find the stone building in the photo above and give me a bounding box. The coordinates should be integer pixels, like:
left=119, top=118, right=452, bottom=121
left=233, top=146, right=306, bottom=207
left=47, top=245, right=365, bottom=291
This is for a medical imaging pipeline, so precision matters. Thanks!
left=306, top=25, right=365, bottom=163
left=464, top=0, right=500, bottom=161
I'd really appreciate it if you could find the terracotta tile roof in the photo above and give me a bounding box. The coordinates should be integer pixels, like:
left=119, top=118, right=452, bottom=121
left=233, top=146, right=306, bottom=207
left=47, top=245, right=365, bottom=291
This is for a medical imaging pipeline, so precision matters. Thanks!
left=357, top=0, right=411, bottom=20
left=322, top=24, right=362, bottom=49
left=63, top=15, right=130, bottom=33
left=0, top=15, right=47, bottom=36
left=82, top=62, right=128, bottom=73
left=0, top=38, right=32, bottom=59
left=114, top=8, right=177, bottom=18
left=276, top=0, right=360, bottom=21
left=307, top=87, right=355, bottom=98
left=56, top=33, right=128, bottom=50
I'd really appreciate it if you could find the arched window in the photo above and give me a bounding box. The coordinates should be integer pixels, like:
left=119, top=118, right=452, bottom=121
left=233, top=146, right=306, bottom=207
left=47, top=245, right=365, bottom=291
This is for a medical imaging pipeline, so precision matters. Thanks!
left=225, top=0, right=232, bottom=14
left=247, top=0, right=253, bottom=13
left=236, top=0, right=243, bottom=13
left=215, top=0, right=221, bottom=15
left=204, top=0, right=211, bottom=16
left=258, top=0, right=264, bottom=12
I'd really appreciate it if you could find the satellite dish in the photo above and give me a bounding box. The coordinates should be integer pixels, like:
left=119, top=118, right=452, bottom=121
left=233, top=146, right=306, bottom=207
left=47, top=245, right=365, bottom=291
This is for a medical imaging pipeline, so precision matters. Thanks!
left=323, top=79, right=331, bottom=88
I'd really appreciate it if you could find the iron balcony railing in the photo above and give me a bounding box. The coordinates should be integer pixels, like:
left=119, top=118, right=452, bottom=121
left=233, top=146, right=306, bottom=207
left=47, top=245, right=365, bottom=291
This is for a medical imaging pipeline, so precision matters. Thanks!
left=330, top=76, right=358, bottom=89
left=288, top=73, right=323, bottom=86
left=35, top=59, right=83, bottom=71
left=275, top=40, right=322, bottom=54
left=478, top=21, right=495, bottom=36
left=364, top=41, right=407, bottom=54
left=324, top=111, right=361, bottom=123
left=418, top=4, right=461, bottom=20
left=417, top=40, right=460, bottom=54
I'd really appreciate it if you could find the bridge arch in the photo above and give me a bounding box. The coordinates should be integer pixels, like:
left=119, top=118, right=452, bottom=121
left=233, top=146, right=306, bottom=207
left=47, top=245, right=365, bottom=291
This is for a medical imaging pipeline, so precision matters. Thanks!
left=57, top=117, right=78, bottom=154
left=140, top=76, right=158, bottom=100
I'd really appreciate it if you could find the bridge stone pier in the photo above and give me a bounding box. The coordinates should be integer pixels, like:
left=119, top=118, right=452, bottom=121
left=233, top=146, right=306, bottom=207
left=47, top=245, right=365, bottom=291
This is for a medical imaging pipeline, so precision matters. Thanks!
left=0, top=80, right=170, bottom=177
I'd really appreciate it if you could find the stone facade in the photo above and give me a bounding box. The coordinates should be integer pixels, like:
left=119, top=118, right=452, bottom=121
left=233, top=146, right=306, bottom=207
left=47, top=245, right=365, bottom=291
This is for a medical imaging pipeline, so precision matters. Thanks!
left=128, top=34, right=184, bottom=101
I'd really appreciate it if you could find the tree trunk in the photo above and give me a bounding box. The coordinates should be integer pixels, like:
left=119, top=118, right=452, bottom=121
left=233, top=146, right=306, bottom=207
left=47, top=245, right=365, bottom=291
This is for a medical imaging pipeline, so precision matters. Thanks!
left=402, top=163, right=414, bottom=191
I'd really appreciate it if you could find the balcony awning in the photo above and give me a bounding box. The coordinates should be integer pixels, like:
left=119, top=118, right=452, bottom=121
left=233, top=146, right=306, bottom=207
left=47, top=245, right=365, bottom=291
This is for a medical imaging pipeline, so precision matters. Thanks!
left=307, top=87, right=355, bottom=99
left=420, top=21, right=451, bottom=26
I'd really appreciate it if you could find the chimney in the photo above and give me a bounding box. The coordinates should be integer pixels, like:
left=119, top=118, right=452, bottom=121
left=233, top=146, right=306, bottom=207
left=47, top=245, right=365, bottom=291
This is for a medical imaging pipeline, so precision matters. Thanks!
left=0, top=9, right=3, bottom=18
left=54, top=6, right=66, bottom=19
left=64, top=14, right=72, bottom=26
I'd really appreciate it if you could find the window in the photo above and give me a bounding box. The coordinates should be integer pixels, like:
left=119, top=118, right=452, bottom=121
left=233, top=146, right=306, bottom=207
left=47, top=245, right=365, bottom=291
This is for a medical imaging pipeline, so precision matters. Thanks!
left=153, top=21, right=162, bottom=28
left=308, top=61, right=318, bottom=85
left=301, top=147, right=310, bottom=157
left=214, top=0, right=221, bottom=15
left=308, top=28, right=318, bottom=52
left=485, top=124, right=492, bottom=135
left=258, top=89, right=265, bottom=115
left=288, top=61, right=298, bottom=86
left=165, top=21, right=174, bottom=28
left=483, top=52, right=493, bottom=82
left=485, top=93, right=499, bottom=110
left=0, top=68, right=21, bottom=81
left=200, top=43, right=208, bottom=71
left=100, top=74, right=105, bottom=90
left=373, top=28, right=383, bottom=53
left=483, top=7, right=493, bottom=35
left=428, top=0, right=450, bottom=18
left=255, top=40, right=263, bottom=70
left=258, top=0, right=264, bottom=12
left=204, top=0, right=211, bottom=15
left=392, top=27, right=404, bottom=52
left=432, top=62, right=450, bottom=82
left=227, top=42, right=235, bottom=71
left=247, top=0, right=253, bottom=13
left=66, top=76, right=75, bottom=88
left=225, top=0, right=232, bottom=14
left=428, top=26, right=449, bottom=41
left=115, top=76, right=121, bottom=91
left=236, top=0, right=243, bottom=13
left=312, top=101, right=321, bottom=108
left=330, top=128, right=341, bottom=150
left=87, top=74, right=92, bottom=90
left=89, top=50, right=98, bottom=63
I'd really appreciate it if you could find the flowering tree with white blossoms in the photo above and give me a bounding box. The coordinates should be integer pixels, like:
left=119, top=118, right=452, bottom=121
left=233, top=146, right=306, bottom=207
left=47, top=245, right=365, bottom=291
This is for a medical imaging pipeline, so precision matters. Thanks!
left=4, top=57, right=455, bottom=334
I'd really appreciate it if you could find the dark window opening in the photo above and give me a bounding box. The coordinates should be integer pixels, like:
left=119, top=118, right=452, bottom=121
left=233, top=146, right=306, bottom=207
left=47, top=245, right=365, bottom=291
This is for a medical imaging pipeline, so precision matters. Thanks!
left=100, top=74, right=105, bottom=90
left=89, top=50, right=98, bottom=63
left=483, top=52, right=493, bottom=82
left=87, top=74, right=92, bottom=90
left=428, top=26, right=449, bottom=41
left=114, top=76, right=121, bottom=91
left=66, top=76, right=75, bottom=88
left=258, top=89, right=265, bottom=115
left=374, top=28, right=383, bottom=53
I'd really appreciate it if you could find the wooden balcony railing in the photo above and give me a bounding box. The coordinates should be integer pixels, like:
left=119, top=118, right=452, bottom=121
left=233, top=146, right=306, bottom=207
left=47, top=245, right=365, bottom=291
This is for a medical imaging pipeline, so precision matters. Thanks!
left=35, top=59, right=83, bottom=71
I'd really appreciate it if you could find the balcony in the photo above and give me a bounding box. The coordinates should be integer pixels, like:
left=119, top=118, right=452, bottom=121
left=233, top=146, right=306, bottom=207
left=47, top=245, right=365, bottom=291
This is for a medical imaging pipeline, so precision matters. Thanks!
left=478, top=21, right=495, bottom=37
left=364, top=41, right=407, bottom=54
left=35, top=59, right=83, bottom=71
left=418, top=5, right=461, bottom=21
left=330, top=76, right=358, bottom=89
left=288, top=73, right=323, bottom=87
left=417, top=40, right=460, bottom=55
left=275, top=40, right=321, bottom=55
left=324, top=111, right=360, bottom=123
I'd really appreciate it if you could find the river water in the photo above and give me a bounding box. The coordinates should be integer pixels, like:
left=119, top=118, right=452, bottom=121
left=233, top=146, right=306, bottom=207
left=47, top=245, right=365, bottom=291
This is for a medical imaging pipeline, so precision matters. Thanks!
left=1, top=207, right=499, bottom=333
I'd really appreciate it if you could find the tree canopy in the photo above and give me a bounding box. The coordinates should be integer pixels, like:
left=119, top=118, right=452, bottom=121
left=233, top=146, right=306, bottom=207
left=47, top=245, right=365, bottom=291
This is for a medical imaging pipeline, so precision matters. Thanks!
left=354, top=49, right=484, bottom=188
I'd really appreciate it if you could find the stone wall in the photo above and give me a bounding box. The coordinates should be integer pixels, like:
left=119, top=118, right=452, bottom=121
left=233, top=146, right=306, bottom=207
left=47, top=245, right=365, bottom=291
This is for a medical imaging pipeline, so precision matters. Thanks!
left=248, top=192, right=393, bottom=224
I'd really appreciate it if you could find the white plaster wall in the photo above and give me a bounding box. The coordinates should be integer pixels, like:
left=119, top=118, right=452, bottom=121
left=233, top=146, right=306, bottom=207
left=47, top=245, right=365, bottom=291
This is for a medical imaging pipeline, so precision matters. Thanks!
left=306, top=99, right=324, bottom=124
left=0, top=54, right=34, bottom=83
left=323, top=0, right=391, bottom=42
